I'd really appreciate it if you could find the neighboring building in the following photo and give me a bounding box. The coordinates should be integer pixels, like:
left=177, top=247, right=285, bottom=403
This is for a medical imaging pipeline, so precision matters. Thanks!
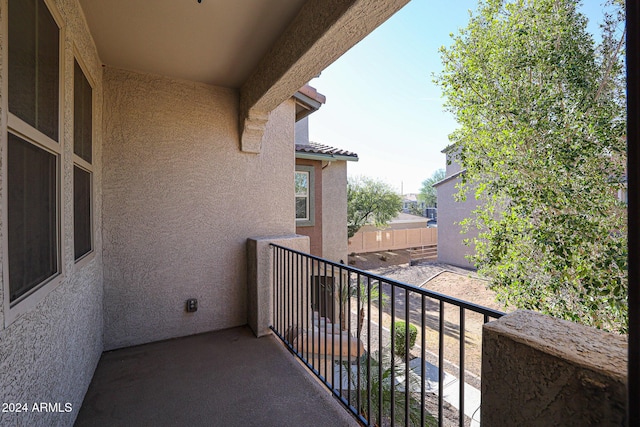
left=435, top=144, right=626, bottom=270
left=433, top=145, right=478, bottom=269
left=293, top=90, right=358, bottom=262
left=0, top=1, right=409, bottom=425
left=402, top=193, right=437, bottom=219
left=401, top=193, right=427, bottom=215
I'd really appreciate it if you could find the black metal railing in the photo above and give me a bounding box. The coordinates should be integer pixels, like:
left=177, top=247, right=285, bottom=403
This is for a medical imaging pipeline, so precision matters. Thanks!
left=270, top=244, right=504, bottom=427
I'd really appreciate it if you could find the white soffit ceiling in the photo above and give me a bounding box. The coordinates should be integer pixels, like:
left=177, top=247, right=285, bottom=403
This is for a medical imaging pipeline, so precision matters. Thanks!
left=79, top=0, right=308, bottom=88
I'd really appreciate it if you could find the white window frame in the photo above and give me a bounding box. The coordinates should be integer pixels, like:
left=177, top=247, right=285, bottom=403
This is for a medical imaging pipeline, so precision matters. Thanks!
left=2, top=0, right=66, bottom=327
left=72, top=49, right=96, bottom=267
left=295, top=165, right=315, bottom=227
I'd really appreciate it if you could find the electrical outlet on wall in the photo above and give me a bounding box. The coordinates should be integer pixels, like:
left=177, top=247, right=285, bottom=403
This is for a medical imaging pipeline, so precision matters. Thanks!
left=186, top=298, right=198, bottom=312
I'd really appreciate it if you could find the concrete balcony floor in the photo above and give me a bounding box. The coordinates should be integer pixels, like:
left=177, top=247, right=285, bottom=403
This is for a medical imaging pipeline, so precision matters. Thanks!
left=75, top=326, right=359, bottom=427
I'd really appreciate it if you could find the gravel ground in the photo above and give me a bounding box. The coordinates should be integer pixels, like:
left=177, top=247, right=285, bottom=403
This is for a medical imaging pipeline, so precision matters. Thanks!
left=370, top=262, right=479, bottom=287
left=348, top=250, right=478, bottom=281
left=347, top=250, right=508, bottom=385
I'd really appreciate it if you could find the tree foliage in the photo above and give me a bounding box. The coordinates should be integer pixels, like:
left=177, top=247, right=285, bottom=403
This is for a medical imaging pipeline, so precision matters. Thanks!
left=435, top=0, right=627, bottom=332
left=418, top=168, right=446, bottom=207
left=347, top=176, right=402, bottom=238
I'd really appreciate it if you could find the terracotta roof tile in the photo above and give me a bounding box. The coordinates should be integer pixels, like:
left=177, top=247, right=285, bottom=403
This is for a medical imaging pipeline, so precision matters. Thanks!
left=295, top=141, right=358, bottom=159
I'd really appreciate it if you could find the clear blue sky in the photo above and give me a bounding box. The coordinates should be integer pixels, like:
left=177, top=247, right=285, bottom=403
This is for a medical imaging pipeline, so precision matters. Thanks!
left=307, top=1, right=612, bottom=194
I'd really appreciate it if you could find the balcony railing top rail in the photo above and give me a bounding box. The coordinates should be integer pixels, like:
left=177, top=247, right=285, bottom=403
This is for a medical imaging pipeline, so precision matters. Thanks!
left=270, top=244, right=505, bottom=319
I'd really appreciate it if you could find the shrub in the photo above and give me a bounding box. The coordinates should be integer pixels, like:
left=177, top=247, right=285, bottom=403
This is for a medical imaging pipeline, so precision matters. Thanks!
left=347, top=350, right=437, bottom=427
left=393, top=320, right=417, bottom=358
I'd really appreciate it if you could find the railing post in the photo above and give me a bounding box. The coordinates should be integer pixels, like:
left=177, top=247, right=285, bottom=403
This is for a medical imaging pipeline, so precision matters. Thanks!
left=246, top=235, right=310, bottom=337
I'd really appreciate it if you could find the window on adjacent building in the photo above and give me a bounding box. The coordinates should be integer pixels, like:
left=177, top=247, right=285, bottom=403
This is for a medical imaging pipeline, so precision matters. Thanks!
left=295, top=166, right=315, bottom=226
left=73, top=59, right=93, bottom=261
left=295, top=171, right=309, bottom=220
left=6, top=0, right=62, bottom=306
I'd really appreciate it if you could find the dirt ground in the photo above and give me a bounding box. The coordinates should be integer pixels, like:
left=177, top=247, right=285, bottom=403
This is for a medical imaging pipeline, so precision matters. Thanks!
left=348, top=250, right=510, bottom=380
left=348, top=249, right=503, bottom=310
left=424, top=271, right=505, bottom=313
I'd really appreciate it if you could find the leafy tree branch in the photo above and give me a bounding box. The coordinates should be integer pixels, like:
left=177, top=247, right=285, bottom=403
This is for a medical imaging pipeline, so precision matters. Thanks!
left=347, top=176, right=402, bottom=239
left=435, top=0, right=627, bottom=332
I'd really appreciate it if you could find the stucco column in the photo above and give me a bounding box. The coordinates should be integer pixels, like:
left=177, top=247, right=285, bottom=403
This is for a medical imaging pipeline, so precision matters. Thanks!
left=247, top=235, right=310, bottom=337
left=481, top=310, right=627, bottom=426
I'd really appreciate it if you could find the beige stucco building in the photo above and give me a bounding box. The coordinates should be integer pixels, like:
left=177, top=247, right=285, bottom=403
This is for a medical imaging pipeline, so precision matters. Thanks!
left=433, top=144, right=479, bottom=269
left=0, top=1, right=409, bottom=425
left=293, top=93, right=358, bottom=263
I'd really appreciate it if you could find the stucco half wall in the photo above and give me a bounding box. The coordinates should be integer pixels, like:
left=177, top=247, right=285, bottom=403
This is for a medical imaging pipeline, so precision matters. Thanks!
left=482, top=310, right=627, bottom=426
left=102, top=68, right=296, bottom=350
left=0, top=1, right=104, bottom=426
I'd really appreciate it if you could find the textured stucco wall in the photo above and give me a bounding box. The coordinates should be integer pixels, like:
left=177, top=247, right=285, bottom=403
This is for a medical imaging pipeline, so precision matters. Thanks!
left=0, top=0, right=104, bottom=425
left=295, top=159, right=323, bottom=257
left=294, top=117, right=309, bottom=145
left=247, top=235, right=310, bottom=337
left=435, top=177, right=477, bottom=269
left=444, top=147, right=463, bottom=176
left=482, top=311, right=627, bottom=426
left=321, top=161, right=348, bottom=263
left=102, top=68, right=295, bottom=350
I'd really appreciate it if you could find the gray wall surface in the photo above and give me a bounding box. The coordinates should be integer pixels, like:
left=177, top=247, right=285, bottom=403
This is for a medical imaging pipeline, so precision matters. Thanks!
left=102, top=67, right=296, bottom=350
left=321, top=161, right=349, bottom=263
left=295, top=116, right=310, bottom=145
left=436, top=177, right=478, bottom=269
left=0, top=0, right=105, bottom=425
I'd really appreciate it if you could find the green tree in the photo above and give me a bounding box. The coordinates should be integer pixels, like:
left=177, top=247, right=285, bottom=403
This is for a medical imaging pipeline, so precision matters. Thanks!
left=435, top=0, right=627, bottom=332
left=347, top=177, right=402, bottom=238
left=418, top=168, right=446, bottom=207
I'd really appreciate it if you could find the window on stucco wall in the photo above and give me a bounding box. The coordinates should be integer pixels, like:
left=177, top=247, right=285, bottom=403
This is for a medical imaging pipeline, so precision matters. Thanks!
left=4, top=0, right=64, bottom=323
left=295, top=165, right=315, bottom=226
left=73, top=58, right=94, bottom=261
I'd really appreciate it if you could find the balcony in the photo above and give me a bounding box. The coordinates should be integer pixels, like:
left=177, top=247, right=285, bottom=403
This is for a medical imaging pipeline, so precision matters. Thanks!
left=75, top=326, right=359, bottom=426
left=75, top=239, right=502, bottom=426
left=75, top=240, right=627, bottom=427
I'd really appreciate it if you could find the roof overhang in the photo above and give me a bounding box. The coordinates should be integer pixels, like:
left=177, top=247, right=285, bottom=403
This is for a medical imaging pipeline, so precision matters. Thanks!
left=79, top=0, right=411, bottom=154
left=293, top=85, right=326, bottom=122
left=295, top=141, right=358, bottom=162
left=295, top=152, right=358, bottom=162
left=433, top=170, right=466, bottom=187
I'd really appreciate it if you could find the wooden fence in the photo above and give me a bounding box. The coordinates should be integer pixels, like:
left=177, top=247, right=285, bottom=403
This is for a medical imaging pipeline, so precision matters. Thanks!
left=347, top=227, right=437, bottom=254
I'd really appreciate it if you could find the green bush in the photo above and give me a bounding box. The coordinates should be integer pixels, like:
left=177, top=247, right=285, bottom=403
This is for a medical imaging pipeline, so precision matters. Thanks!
left=393, top=320, right=417, bottom=358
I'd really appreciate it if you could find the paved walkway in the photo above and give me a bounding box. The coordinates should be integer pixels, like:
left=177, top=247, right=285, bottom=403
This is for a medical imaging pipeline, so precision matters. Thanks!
left=408, top=353, right=481, bottom=427
left=356, top=314, right=482, bottom=427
